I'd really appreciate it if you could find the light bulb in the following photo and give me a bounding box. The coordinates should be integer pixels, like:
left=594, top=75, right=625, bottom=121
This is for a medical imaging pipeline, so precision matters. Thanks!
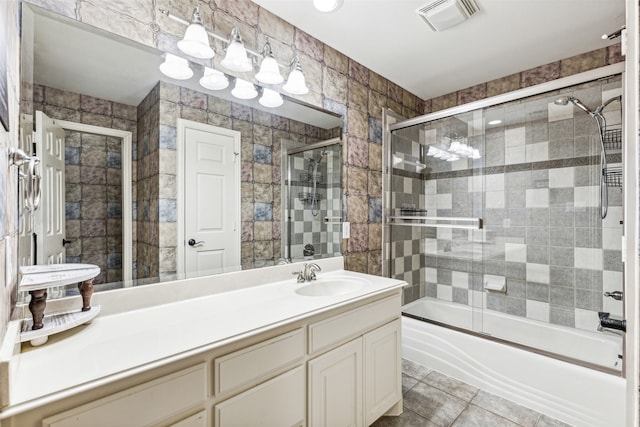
left=259, top=88, right=284, bottom=108
left=313, top=0, right=343, bottom=12
left=177, top=7, right=214, bottom=59
left=256, top=56, right=283, bottom=85
left=159, top=54, right=193, bottom=80
left=231, top=78, right=258, bottom=100
left=283, top=57, right=309, bottom=95
left=220, top=27, right=252, bottom=72
left=199, top=67, right=229, bottom=90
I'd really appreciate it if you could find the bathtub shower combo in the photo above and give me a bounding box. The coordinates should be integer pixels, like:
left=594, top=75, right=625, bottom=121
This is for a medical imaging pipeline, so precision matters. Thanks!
left=383, top=68, right=626, bottom=426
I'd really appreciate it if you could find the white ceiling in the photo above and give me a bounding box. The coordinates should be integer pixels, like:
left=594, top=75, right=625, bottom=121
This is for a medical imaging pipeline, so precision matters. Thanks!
left=251, top=0, right=625, bottom=100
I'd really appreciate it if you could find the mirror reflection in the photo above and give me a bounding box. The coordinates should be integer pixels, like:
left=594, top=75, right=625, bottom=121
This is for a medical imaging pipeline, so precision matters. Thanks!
left=19, top=5, right=344, bottom=294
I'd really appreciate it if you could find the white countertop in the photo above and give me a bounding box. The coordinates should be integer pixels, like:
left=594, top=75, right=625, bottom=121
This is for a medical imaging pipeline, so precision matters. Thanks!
left=4, top=265, right=404, bottom=415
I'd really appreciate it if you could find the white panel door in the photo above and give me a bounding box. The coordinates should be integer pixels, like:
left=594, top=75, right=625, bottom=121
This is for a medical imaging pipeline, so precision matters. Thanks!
left=308, top=338, right=363, bottom=427
left=18, top=114, right=34, bottom=266
left=35, top=110, right=65, bottom=265
left=183, top=121, right=240, bottom=276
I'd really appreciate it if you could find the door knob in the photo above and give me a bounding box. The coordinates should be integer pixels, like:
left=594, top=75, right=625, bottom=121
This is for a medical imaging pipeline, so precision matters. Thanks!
left=188, top=239, right=205, bottom=247
left=62, top=238, right=74, bottom=246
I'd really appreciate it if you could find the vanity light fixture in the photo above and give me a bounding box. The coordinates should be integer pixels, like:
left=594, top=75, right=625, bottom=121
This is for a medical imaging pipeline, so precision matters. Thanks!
left=313, top=0, right=344, bottom=13
left=159, top=53, right=194, bottom=80
left=259, top=88, right=284, bottom=108
left=220, top=27, right=253, bottom=73
left=177, top=7, right=215, bottom=59
left=283, top=56, right=309, bottom=95
left=231, top=78, right=259, bottom=100
left=158, top=7, right=309, bottom=107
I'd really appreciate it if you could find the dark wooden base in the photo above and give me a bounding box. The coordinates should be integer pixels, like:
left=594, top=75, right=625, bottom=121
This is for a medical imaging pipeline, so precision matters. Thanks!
left=78, top=278, right=94, bottom=312
left=28, top=289, right=47, bottom=330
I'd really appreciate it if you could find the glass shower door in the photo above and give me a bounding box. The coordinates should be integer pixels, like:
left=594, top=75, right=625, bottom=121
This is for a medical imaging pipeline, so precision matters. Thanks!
left=389, top=109, right=486, bottom=334
left=284, top=140, right=342, bottom=262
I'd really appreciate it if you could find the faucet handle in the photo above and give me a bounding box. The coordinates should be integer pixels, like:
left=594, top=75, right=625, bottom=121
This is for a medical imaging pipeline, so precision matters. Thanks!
left=292, top=271, right=305, bottom=283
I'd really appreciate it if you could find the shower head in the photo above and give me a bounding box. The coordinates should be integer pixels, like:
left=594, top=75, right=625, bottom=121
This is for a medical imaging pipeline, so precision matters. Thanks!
left=554, top=96, right=594, bottom=116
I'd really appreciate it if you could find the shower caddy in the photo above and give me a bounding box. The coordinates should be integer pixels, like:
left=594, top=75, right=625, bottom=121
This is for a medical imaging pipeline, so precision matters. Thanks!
left=603, top=123, right=622, bottom=188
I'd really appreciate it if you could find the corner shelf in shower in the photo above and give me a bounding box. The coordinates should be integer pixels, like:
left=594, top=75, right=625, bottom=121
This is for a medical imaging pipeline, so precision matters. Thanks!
left=603, top=124, right=622, bottom=151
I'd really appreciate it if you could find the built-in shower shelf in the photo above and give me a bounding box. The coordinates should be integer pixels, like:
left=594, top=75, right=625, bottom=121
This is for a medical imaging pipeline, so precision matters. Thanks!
left=603, top=125, right=622, bottom=150
left=604, top=166, right=622, bottom=187
left=298, top=192, right=322, bottom=203
left=299, top=172, right=322, bottom=183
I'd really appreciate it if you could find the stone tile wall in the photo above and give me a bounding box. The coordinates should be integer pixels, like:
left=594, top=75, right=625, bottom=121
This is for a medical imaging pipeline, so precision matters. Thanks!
left=21, top=0, right=425, bottom=280
left=154, top=81, right=338, bottom=275
left=30, top=85, right=137, bottom=284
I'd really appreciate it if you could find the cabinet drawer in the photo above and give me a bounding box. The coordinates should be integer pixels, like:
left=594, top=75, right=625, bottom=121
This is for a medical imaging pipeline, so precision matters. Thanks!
left=214, top=328, right=304, bottom=396
left=214, top=366, right=305, bottom=427
left=308, top=294, right=400, bottom=354
left=43, top=364, right=206, bottom=427
left=170, top=410, right=207, bottom=427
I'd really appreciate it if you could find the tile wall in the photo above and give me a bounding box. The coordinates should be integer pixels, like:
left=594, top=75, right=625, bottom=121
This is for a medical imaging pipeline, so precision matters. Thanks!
left=3, top=0, right=626, bottom=341
left=29, top=85, right=138, bottom=284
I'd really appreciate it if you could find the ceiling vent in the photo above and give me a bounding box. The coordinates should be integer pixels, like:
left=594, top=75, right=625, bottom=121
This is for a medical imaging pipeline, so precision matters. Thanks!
left=416, top=0, right=479, bottom=31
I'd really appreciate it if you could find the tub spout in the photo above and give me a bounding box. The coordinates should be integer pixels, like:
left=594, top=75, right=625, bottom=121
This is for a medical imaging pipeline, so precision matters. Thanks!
left=598, top=312, right=626, bottom=333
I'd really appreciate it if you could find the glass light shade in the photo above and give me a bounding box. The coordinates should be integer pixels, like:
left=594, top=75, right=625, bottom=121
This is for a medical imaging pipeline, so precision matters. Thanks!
left=199, top=67, right=229, bottom=90
left=177, top=23, right=215, bottom=59
left=221, top=40, right=252, bottom=72
left=255, top=56, right=284, bottom=84
left=231, top=78, right=258, bottom=100
left=283, top=68, right=309, bottom=95
left=159, top=54, right=193, bottom=80
left=313, top=0, right=343, bottom=12
left=259, top=88, right=283, bottom=108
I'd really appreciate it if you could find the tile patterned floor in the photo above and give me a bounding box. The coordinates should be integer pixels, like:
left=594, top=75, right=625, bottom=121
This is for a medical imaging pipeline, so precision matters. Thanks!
left=371, top=359, right=573, bottom=427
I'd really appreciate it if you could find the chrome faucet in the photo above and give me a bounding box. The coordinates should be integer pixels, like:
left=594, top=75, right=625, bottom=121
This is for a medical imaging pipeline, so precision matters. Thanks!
left=293, top=263, right=321, bottom=282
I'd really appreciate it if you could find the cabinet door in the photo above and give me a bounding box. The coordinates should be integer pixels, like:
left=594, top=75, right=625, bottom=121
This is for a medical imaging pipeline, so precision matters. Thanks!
left=308, top=338, right=363, bottom=427
left=215, top=366, right=305, bottom=427
left=364, top=319, right=402, bottom=426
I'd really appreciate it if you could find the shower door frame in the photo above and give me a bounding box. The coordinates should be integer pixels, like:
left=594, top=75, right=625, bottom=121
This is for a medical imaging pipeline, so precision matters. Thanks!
left=284, top=137, right=342, bottom=261
left=385, top=62, right=632, bottom=373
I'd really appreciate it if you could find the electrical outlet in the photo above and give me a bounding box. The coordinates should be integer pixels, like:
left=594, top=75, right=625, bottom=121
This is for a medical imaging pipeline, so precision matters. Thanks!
left=343, top=222, right=350, bottom=239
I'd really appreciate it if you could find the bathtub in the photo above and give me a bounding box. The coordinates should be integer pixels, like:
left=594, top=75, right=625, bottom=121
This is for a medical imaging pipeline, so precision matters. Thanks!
left=402, top=297, right=626, bottom=427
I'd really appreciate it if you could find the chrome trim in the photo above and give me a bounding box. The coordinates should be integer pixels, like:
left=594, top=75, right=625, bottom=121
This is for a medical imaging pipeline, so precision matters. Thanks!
left=286, top=137, right=342, bottom=155
left=389, top=63, right=625, bottom=132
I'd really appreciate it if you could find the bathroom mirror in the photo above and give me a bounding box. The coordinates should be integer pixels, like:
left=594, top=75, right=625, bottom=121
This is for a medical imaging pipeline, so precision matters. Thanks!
left=18, top=4, right=344, bottom=293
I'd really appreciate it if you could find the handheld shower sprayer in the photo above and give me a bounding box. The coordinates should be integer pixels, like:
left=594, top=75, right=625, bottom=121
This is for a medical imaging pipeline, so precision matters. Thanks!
left=554, top=96, right=595, bottom=116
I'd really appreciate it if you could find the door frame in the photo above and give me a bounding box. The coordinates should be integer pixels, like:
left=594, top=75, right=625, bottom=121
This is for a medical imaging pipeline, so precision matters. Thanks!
left=54, top=119, right=133, bottom=283
left=176, top=118, right=241, bottom=276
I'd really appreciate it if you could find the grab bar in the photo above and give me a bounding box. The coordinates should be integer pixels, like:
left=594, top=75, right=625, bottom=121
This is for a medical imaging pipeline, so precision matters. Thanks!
left=388, top=215, right=483, bottom=230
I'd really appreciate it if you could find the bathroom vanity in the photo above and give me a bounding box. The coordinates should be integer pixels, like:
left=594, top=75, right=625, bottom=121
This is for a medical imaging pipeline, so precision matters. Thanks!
left=0, top=258, right=405, bottom=427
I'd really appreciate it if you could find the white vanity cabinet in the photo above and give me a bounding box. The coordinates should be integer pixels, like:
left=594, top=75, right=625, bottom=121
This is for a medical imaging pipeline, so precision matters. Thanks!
left=5, top=288, right=402, bottom=427
left=307, top=295, right=402, bottom=427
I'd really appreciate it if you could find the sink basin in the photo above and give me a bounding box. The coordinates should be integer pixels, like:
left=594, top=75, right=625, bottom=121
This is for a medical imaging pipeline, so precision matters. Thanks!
left=295, top=277, right=365, bottom=297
